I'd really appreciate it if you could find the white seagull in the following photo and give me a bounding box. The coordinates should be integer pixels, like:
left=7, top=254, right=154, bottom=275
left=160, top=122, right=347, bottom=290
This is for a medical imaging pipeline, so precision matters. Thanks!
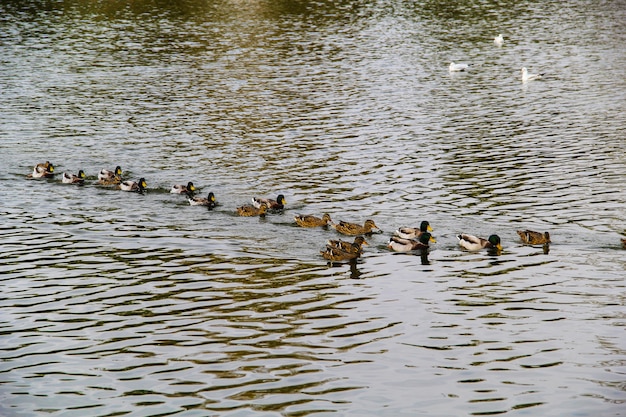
left=521, top=67, right=544, bottom=82
left=449, top=62, right=470, bottom=72
left=494, top=34, right=504, bottom=46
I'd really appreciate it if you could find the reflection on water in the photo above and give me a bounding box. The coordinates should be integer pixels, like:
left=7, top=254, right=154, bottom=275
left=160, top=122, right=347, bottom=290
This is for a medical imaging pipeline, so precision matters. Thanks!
left=1, top=0, right=625, bottom=416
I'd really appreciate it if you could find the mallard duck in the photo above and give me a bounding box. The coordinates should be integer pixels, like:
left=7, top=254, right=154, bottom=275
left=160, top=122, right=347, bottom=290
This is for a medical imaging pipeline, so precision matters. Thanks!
left=171, top=181, right=196, bottom=194
left=294, top=213, right=332, bottom=228
left=387, top=233, right=436, bottom=252
left=62, top=170, right=86, bottom=184
left=252, top=194, right=286, bottom=210
left=119, top=177, right=147, bottom=192
left=30, top=161, right=55, bottom=178
left=320, top=246, right=360, bottom=262
left=521, top=67, right=544, bottom=82
left=621, top=238, right=626, bottom=248
left=457, top=234, right=502, bottom=251
left=237, top=204, right=267, bottom=217
left=326, top=236, right=368, bottom=254
left=98, top=166, right=122, bottom=185
left=331, top=219, right=381, bottom=236
left=517, top=230, right=551, bottom=245
left=188, top=192, right=217, bottom=208
left=394, top=220, right=433, bottom=239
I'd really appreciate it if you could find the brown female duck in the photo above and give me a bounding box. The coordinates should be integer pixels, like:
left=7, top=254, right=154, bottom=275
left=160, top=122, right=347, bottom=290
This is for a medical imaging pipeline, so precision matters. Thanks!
left=294, top=213, right=333, bottom=228
left=517, top=230, right=551, bottom=245
left=237, top=204, right=267, bottom=217
left=331, top=219, right=381, bottom=236
left=326, top=236, right=368, bottom=254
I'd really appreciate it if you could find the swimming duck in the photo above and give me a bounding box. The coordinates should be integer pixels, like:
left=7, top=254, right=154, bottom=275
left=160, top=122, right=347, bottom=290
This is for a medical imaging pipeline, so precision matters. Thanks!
left=387, top=233, right=436, bottom=252
left=237, top=204, right=267, bottom=217
left=188, top=192, right=217, bottom=208
left=252, top=194, right=286, bottom=210
left=331, top=219, right=381, bottom=236
left=394, top=220, right=433, bottom=239
left=98, top=166, right=122, bottom=185
left=30, top=161, right=55, bottom=178
left=294, top=213, right=333, bottom=228
left=494, top=34, right=504, bottom=46
left=517, top=230, right=551, bottom=245
left=457, top=234, right=502, bottom=251
left=320, top=246, right=360, bottom=262
left=326, top=236, right=368, bottom=254
left=620, top=238, right=625, bottom=248
left=521, top=67, right=544, bottom=82
left=119, top=178, right=147, bottom=192
left=171, top=181, right=196, bottom=194
left=449, top=62, right=470, bottom=72
left=62, top=170, right=86, bottom=184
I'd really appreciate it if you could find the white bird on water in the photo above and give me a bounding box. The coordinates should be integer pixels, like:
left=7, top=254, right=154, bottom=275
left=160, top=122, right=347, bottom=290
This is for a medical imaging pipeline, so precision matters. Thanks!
left=449, top=62, right=470, bottom=72
left=521, top=67, right=544, bottom=82
left=494, top=34, right=504, bottom=46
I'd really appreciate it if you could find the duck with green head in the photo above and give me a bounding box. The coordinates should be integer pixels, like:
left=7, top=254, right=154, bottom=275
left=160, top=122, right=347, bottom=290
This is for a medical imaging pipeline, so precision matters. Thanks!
left=30, top=161, right=55, bottom=178
left=388, top=232, right=436, bottom=252
left=62, top=170, right=86, bottom=184
left=188, top=191, right=217, bottom=208
left=98, top=166, right=122, bottom=185
left=253, top=194, right=286, bottom=210
left=457, top=234, right=502, bottom=251
left=171, top=181, right=196, bottom=195
left=394, top=220, right=433, bottom=239
left=119, top=177, right=147, bottom=192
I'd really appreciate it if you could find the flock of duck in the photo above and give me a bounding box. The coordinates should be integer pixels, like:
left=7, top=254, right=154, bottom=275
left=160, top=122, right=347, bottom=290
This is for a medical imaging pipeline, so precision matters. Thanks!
left=26, top=161, right=581, bottom=264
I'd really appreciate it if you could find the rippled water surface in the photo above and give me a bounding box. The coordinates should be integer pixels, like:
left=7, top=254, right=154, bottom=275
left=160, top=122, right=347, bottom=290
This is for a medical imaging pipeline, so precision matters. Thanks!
left=1, top=1, right=625, bottom=416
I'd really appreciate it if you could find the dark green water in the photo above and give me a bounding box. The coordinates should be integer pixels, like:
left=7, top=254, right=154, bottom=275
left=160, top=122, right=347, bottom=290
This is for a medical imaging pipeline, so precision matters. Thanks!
left=1, top=1, right=625, bottom=416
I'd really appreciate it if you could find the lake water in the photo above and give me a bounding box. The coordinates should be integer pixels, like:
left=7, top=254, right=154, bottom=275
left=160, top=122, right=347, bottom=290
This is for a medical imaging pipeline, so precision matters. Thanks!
left=1, top=1, right=625, bottom=416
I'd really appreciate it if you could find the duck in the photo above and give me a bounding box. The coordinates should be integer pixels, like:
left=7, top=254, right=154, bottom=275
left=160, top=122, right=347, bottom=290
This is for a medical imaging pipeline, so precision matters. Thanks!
left=252, top=194, right=286, bottom=210
left=622, top=238, right=626, bottom=248
left=98, top=166, right=122, bottom=185
left=294, top=213, right=332, bottom=228
left=449, top=62, right=470, bottom=72
left=188, top=192, right=217, bottom=208
left=30, top=161, right=55, bottom=178
left=326, top=236, right=368, bottom=254
left=171, top=181, right=196, bottom=194
left=320, top=246, right=360, bottom=262
left=118, top=177, right=147, bottom=192
left=521, top=67, right=544, bottom=82
left=331, top=219, right=381, bottom=236
left=517, top=230, right=551, bottom=245
left=387, top=233, right=436, bottom=252
left=236, top=204, right=267, bottom=217
left=457, top=234, right=502, bottom=251
left=494, top=34, right=504, bottom=46
left=394, top=220, right=433, bottom=239
left=62, top=170, right=86, bottom=184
